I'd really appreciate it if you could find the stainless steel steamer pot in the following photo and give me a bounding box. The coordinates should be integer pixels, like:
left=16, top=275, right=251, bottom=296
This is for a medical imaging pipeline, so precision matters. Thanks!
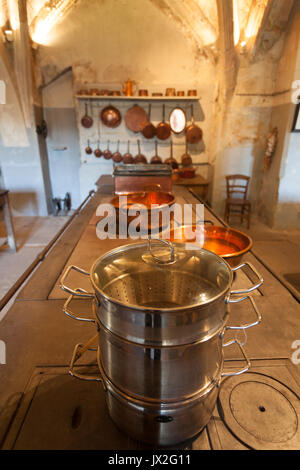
left=60, top=240, right=263, bottom=346
left=60, top=239, right=263, bottom=445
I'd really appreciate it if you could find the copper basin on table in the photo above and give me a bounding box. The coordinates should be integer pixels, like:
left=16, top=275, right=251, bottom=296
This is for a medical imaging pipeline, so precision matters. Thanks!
left=167, top=225, right=253, bottom=268
left=110, top=191, right=175, bottom=232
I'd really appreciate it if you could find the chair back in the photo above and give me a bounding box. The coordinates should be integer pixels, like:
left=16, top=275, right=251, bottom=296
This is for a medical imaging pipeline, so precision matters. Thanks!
left=226, top=174, right=250, bottom=200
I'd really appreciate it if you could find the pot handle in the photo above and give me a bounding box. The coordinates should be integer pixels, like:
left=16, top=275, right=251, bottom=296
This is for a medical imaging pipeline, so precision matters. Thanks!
left=60, top=265, right=94, bottom=298
left=226, top=295, right=262, bottom=330
left=221, top=339, right=251, bottom=377
left=63, top=290, right=96, bottom=323
left=230, top=262, right=263, bottom=296
left=69, top=339, right=106, bottom=389
left=147, top=237, right=175, bottom=264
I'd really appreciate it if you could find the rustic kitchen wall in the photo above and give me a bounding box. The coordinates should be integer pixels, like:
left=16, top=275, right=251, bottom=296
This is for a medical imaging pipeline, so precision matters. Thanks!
left=34, top=0, right=216, bottom=202
left=0, top=0, right=298, bottom=225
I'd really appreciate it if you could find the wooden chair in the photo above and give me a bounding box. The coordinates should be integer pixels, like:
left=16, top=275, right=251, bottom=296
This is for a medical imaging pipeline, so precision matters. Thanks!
left=224, top=175, right=251, bottom=228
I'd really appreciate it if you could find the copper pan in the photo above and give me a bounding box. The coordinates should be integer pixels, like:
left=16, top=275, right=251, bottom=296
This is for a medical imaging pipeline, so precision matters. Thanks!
left=125, top=105, right=148, bottom=133
left=81, top=102, right=93, bottom=128
left=156, top=104, right=171, bottom=140
left=101, top=105, right=121, bottom=128
left=167, top=223, right=253, bottom=268
left=111, top=190, right=175, bottom=233
left=141, top=104, right=156, bottom=139
left=186, top=104, right=203, bottom=144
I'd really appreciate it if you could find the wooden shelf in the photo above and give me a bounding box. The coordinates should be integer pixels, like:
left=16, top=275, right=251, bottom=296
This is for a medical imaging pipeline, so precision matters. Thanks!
left=76, top=95, right=200, bottom=102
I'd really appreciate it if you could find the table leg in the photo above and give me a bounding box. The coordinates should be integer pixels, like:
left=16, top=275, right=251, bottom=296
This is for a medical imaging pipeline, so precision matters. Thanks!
left=2, top=194, right=17, bottom=252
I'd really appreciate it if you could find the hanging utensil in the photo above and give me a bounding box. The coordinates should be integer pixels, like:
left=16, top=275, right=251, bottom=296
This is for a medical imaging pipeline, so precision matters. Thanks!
left=156, top=104, right=171, bottom=140
left=125, top=105, right=148, bottom=133
left=134, top=140, right=147, bottom=164
left=100, top=105, right=122, bottom=128
left=112, top=140, right=123, bottom=163
left=81, top=102, right=93, bottom=128
left=123, top=140, right=134, bottom=164
left=186, top=104, right=203, bottom=144
left=169, top=107, right=186, bottom=134
left=164, top=140, right=178, bottom=169
left=141, top=104, right=156, bottom=139
left=150, top=141, right=163, bottom=164
left=103, top=140, right=112, bottom=160
left=181, top=139, right=192, bottom=167
left=94, top=140, right=102, bottom=158
left=85, top=139, right=92, bottom=155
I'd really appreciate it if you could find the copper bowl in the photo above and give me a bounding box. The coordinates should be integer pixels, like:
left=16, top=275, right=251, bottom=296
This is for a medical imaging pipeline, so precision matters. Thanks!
left=167, top=225, right=253, bottom=268
left=111, top=191, right=175, bottom=232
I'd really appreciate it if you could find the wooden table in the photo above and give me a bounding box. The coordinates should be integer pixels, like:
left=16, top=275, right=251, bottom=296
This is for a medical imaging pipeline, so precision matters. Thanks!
left=0, top=179, right=299, bottom=449
left=174, top=174, right=209, bottom=201
left=0, top=189, right=16, bottom=252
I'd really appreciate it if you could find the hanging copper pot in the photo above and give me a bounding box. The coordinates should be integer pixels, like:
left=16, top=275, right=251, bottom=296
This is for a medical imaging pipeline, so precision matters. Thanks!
left=85, top=139, right=93, bottom=155
left=164, top=140, right=178, bottom=169
left=81, top=103, right=93, bottom=128
left=156, top=104, right=171, bottom=140
left=134, top=140, right=147, bottom=164
left=181, top=139, right=192, bottom=167
left=94, top=140, right=103, bottom=158
left=100, top=105, right=122, bottom=128
left=141, top=104, right=156, bottom=139
left=103, top=140, right=112, bottom=160
left=123, top=141, right=134, bottom=164
left=185, top=104, right=203, bottom=144
left=125, top=105, right=148, bottom=133
left=112, top=140, right=123, bottom=163
left=150, top=141, right=163, bottom=164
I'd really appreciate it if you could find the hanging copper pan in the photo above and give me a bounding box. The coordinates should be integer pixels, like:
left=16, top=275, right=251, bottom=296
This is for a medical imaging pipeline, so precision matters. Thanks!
left=186, top=104, right=203, bottom=144
left=123, top=140, right=134, bottom=164
left=156, top=104, right=171, bottom=140
left=150, top=141, right=163, bottom=164
left=103, top=140, right=112, bottom=160
left=81, top=102, right=93, bottom=128
left=141, top=104, right=156, bottom=139
left=94, top=140, right=103, bottom=158
left=112, top=140, right=123, bottom=163
left=134, top=140, right=147, bottom=164
left=164, top=140, right=178, bottom=169
left=125, top=105, right=148, bottom=133
left=85, top=139, right=92, bottom=155
left=181, top=139, right=192, bottom=167
left=100, top=105, right=121, bottom=128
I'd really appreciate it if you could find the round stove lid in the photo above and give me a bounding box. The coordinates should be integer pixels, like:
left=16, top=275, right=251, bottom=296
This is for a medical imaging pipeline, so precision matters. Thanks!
left=218, top=372, right=300, bottom=450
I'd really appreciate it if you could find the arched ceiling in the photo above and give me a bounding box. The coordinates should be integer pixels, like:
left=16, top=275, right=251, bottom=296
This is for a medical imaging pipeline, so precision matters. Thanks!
left=0, top=0, right=295, bottom=59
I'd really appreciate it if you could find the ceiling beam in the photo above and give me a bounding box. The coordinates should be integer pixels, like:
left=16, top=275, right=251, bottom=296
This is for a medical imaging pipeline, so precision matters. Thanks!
left=216, top=0, right=237, bottom=100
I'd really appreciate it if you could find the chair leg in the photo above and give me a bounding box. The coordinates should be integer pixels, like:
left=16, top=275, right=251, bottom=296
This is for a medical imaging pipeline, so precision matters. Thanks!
left=241, top=206, right=244, bottom=225
left=247, top=205, right=251, bottom=229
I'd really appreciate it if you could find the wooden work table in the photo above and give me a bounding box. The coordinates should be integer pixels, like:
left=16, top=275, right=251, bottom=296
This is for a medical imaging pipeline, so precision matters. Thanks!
left=0, top=179, right=299, bottom=450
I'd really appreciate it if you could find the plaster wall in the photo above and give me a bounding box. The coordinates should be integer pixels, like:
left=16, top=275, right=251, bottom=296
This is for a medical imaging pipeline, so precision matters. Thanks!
left=260, top=3, right=300, bottom=228
left=36, top=0, right=216, bottom=201
left=0, top=121, right=49, bottom=216
left=42, top=71, right=81, bottom=208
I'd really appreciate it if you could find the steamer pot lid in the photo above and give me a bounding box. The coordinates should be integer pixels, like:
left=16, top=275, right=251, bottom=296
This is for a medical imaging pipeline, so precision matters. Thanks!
left=90, top=241, right=233, bottom=311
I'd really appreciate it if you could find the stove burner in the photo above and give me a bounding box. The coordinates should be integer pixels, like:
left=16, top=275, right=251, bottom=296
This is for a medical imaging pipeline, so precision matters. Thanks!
left=218, top=372, right=300, bottom=450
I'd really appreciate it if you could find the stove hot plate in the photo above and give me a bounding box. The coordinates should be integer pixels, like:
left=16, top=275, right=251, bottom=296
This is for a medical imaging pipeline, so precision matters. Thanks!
left=2, top=358, right=300, bottom=450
